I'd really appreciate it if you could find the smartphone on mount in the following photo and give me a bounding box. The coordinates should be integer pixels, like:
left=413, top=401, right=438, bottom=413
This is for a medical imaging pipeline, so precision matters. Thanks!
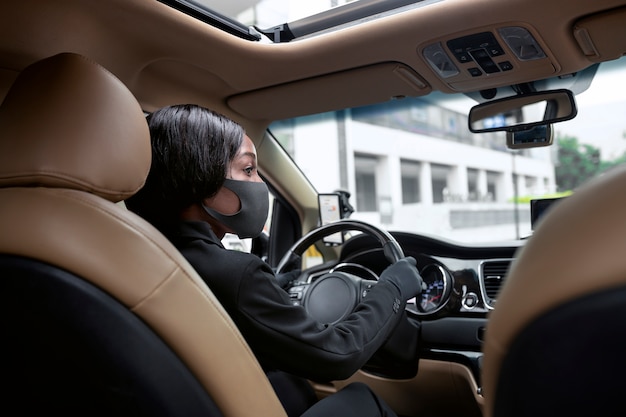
left=318, top=193, right=344, bottom=246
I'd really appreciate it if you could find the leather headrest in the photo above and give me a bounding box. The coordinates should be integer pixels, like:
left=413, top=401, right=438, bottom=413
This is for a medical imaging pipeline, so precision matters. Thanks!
left=0, top=53, right=150, bottom=202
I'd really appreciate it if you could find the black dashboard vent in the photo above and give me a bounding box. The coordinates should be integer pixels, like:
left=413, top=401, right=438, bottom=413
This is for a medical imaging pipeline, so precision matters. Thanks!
left=480, top=259, right=512, bottom=308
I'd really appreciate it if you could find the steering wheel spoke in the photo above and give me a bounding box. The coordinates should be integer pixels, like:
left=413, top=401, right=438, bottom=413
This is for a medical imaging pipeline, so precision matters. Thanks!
left=278, top=220, right=404, bottom=324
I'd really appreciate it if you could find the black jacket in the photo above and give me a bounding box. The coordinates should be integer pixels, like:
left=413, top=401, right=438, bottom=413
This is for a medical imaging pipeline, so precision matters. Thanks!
left=169, top=220, right=406, bottom=381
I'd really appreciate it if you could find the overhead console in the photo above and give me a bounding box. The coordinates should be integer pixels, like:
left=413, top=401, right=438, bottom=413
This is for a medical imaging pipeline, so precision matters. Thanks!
left=419, top=25, right=557, bottom=91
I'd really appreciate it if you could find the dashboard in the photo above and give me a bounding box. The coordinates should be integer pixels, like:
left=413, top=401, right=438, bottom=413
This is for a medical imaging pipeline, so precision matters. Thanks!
left=285, top=228, right=523, bottom=382
left=340, top=232, right=522, bottom=312
left=337, top=231, right=522, bottom=381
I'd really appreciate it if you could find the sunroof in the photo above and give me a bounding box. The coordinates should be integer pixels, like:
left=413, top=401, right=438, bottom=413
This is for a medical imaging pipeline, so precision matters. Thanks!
left=165, top=0, right=438, bottom=43
left=197, top=0, right=360, bottom=29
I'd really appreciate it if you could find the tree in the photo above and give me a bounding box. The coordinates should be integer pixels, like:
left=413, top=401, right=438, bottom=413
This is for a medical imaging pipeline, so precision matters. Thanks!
left=555, top=135, right=601, bottom=191
left=556, top=134, right=626, bottom=191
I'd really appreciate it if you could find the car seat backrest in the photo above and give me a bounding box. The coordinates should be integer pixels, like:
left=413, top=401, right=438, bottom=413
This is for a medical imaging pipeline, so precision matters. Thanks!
left=481, top=165, right=626, bottom=417
left=0, top=52, right=287, bottom=417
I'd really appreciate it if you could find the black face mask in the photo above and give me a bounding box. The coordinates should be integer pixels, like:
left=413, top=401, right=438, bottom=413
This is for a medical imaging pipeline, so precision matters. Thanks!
left=202, top=179, right=269, bottom=238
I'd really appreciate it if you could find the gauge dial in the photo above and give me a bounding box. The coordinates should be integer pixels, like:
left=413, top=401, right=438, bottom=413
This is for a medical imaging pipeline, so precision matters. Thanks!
left=417, top=264, right=452, bottom=314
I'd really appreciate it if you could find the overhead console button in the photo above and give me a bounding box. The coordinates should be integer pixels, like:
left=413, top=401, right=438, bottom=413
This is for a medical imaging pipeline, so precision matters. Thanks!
left=498, top=61, right=514, bottom=71
left=469, top=49, right=500, bottom=74
left=468, top=67, right=482, bottom=77
left=447, top=32, right=503, bottom=64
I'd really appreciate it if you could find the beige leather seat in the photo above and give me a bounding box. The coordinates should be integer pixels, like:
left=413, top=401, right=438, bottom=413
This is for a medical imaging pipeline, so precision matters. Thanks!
left=481, top=165, right=626, bottom=417
left=0, top=52, right=286, bottom=417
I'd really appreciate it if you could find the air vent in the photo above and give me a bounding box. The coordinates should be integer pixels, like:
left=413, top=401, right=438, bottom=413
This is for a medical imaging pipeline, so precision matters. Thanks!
left=480, top=259, right=512, bottom=308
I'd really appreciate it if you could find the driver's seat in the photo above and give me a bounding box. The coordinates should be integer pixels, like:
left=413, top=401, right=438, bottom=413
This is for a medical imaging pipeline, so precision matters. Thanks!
left=0, top=52, right=287, bottom=417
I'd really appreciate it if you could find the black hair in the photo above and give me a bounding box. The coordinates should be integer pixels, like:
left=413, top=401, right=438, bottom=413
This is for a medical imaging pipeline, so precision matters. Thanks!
left=126, top=104, right=244, bottom=234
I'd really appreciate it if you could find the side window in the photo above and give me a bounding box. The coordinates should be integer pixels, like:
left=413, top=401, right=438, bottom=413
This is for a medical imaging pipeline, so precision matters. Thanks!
left=354, top=154, right=379, bottom=211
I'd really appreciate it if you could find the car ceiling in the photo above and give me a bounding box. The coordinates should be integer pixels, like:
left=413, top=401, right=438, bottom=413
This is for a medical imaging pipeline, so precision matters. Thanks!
left=1, top=0, right=625, bottom=137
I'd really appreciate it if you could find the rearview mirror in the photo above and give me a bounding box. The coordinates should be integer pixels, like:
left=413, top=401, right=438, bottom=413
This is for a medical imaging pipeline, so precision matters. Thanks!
left=468, top=89, right=577, bottom=133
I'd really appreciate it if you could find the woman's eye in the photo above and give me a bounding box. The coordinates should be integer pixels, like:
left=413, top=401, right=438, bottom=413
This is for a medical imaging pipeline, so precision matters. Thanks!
left=244, top=167, right=254, bottom=175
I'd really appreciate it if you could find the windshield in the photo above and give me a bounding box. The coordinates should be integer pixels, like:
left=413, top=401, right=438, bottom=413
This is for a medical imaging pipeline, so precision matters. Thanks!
left=269, top=57, right=626, bottom=243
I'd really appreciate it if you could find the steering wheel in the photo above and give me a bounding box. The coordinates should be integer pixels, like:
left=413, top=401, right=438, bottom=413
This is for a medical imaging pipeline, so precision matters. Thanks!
left=276, top=219, right=404, bottom=324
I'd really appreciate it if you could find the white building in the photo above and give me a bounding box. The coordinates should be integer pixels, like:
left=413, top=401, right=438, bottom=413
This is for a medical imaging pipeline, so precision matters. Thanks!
left=278, top=99, right=556, bottom=242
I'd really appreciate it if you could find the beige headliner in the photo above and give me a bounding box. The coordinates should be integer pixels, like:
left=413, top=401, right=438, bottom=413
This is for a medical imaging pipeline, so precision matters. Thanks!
left=1, top=0, right=625, bottom=127
left=0, top=0, right=625, bottom=231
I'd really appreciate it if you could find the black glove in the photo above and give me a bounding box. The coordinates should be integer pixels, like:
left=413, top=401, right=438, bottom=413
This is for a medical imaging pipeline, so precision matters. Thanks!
left=275, top=269, right=301, bottom=289
left=378, top=256, right=423, bottom=300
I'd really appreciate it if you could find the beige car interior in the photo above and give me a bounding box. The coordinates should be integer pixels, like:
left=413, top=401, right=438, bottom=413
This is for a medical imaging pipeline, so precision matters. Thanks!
left=1, top=0, right=626, bottom=416
left=0, top=52, right=286, bottom=417
left=481, top=164, right=626, bottom=417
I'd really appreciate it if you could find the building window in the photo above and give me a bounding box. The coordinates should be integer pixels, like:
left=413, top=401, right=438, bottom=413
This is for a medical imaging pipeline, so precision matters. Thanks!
left=431, top=163, right=451, bottom=203
left=401, top=160, right=421, bottom=204
left=355, top=155, right=378, bottom=211
left=467, top=168, right=479, bottom=201
left=487, top=171, right=500, bottom=202
left=525, top=176, right=537, bottom=195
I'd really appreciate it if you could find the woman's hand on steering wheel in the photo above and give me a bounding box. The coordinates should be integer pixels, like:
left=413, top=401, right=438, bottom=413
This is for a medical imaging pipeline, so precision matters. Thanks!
left=378, top=256, right=424, bottom=301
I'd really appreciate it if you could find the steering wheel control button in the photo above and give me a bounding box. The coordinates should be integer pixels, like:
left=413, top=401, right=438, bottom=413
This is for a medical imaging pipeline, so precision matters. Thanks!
left=361, top=282, right=375, bottom=299
left=288, top=285, right=308, bottom=305
left=288, top=285, right=304, bottom=299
